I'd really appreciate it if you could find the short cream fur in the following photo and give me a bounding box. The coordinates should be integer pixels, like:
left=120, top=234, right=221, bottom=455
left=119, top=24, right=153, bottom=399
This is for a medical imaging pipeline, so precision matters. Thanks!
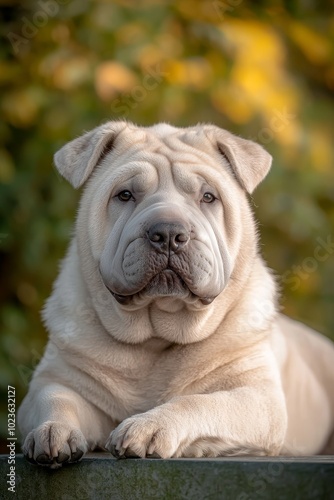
left=18, top=122, right=334, bottom=467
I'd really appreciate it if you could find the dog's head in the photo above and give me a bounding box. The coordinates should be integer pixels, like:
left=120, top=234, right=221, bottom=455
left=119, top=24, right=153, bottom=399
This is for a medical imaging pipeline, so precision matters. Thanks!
left=55, top=121, right=271, bottom=312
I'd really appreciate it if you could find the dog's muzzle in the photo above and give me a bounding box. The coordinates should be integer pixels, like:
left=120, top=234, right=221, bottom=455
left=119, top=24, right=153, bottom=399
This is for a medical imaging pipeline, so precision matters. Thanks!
left=147, top=222, right=190, bottom=254
left=101, top=218, right=218, bottom=307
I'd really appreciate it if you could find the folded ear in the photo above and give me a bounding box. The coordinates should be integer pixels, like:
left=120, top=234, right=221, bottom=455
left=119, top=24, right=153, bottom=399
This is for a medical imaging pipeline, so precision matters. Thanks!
left=207, top=127, right=272, bottom=194
left=54, top=121, right=127, bottom=188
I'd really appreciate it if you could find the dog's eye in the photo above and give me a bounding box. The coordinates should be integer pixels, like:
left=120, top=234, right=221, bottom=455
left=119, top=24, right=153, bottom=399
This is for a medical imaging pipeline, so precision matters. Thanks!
left=202, top=192, right=216, bottom=203
left=117, top=190, right=134, bottom=202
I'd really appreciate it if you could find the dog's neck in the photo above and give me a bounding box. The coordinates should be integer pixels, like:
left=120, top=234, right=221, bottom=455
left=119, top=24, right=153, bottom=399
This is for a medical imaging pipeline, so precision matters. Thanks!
left=44, top=239, right=276, bottom=349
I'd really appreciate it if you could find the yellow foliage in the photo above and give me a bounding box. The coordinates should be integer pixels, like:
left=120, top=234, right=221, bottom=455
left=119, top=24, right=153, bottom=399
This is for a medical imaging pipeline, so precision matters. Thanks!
left=218, top=19, right=300, bottom=130
left=94, top=61, right=138, bottom=101
left=137, top=45, right=167, bottom=70
left=16, top=282, right=38, bottom=306
left=261, top=87, right=298, bottom=116
left=1, top=90, right=38, bottom=127
left=160, top=89, right=190, bottom=121
left=0, top=61, right=20, bottom=85
left=211, top=84, right=253, bottom=123
left=298, top=273, right=320, bottom=294
left=51, top=24, right=70, bottom=44
left=176, top=0, right=213, bottom=22
left=309, top=129, right=333, bottom=172
left=165, top=58, right=213, bottom=90
left=53, top=57, right=91, bottom=91
left=232, top=65, right=271, bottom=98
left=1, top=0, right=334, bottom=409
left=221, top=19, right=285, bottom=65
left=136, top=35, right=183, bottom=71
left=273, top=120, right=303, bottom=147
left=288, top=21, right=331, bottom=64
left=156, top=33, right=183, bottom=58
left=115, top=22, right=147, bottom=45
left=261, top=89, right=301, bottom=146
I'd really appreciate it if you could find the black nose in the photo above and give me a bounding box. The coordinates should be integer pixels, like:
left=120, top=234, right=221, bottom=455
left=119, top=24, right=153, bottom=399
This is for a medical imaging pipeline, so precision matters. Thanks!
left=148, top=222, right=190, bottom=253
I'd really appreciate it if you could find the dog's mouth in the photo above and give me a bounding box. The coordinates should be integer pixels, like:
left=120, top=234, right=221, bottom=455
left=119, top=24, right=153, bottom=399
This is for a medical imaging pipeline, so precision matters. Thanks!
left=145, top=269, right=187, bottom=295
left=107, top=269, right=215, bottom=306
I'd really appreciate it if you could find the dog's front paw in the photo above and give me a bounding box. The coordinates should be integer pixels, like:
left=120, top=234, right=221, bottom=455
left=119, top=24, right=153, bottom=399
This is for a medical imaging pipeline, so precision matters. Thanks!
left=22, top=421, right=88, bottom=468
left=106, top=410, right=183, bottom=459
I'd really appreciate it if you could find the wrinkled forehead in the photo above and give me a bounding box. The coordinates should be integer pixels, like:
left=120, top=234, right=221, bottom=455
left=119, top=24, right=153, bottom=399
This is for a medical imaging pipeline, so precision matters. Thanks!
left=113, top=124, right=222, bottom=173
left=83, top=124, right=236, bottom=206
left=116, top=123, right=216, bottom=154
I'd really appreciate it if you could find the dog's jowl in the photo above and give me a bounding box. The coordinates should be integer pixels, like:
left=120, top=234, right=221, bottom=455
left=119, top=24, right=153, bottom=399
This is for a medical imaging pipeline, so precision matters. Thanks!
left=18, top=121, right=334, bottom=467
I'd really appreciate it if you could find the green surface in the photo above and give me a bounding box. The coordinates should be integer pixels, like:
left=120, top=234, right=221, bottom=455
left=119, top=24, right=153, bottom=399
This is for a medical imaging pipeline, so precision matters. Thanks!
left=1, top=0, right=334, bottom=446
left=1, top=454, right=334, bottom=500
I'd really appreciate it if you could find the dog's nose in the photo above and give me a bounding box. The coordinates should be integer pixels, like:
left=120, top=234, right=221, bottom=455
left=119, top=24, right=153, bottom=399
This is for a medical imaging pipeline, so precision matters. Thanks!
left=148, top=222, right=190, bottom=253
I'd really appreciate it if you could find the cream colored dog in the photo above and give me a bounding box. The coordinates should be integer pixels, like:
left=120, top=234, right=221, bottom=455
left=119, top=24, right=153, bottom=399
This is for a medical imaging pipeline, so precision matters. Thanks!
left=18, top=121, right=334, bottom=467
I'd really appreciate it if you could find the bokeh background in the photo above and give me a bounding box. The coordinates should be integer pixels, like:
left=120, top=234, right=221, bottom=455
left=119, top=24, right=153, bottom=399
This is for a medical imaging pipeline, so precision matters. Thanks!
left=0, top=0, right=333, bottom=446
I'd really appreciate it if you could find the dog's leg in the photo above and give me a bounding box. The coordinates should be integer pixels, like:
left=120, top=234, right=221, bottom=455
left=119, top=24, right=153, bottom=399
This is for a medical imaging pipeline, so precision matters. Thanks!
left=18, top=380, right=111, bottom=468
left=106, top=385, right=287, bottom=458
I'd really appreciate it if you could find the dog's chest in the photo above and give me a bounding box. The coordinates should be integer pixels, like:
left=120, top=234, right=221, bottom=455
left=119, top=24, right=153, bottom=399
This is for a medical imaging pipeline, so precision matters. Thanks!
left=81, top=337, right=186, bottom=418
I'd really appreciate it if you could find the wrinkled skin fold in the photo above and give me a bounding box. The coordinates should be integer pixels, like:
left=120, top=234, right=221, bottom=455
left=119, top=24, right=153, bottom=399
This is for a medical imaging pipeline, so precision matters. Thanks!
left=18, top=121, right=334, bottom=467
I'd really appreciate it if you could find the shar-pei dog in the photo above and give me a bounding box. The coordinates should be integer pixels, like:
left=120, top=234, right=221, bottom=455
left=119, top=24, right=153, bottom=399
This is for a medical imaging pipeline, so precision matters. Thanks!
left=18, top=121, right=334, bottom=467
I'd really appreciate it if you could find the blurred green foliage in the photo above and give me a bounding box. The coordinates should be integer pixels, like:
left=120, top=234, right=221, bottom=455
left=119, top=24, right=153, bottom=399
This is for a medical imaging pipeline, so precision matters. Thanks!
left=0, top=0, right=333, bottom=439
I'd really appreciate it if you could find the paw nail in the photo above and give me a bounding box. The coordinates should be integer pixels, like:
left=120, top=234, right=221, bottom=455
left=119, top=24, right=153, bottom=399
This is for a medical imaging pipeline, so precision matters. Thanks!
left=36, top=454, right=52, bottom=464
left=124, top=448, right=140, bottom=458
left=147, top=451, right=161, bottom=458
left=24, top=454, right=37, bottom=465
left=56, top=452, right=70, bottom=463
left=70, top=449, right=84, bottom=462
left=109, top=444, right=120, bottom=457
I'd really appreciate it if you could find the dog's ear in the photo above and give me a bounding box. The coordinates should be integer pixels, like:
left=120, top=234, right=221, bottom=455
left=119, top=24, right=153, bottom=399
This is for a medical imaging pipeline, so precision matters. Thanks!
left=208, top=128, right=272, bottom=194
left=54, top=121, right=127, bottom=188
